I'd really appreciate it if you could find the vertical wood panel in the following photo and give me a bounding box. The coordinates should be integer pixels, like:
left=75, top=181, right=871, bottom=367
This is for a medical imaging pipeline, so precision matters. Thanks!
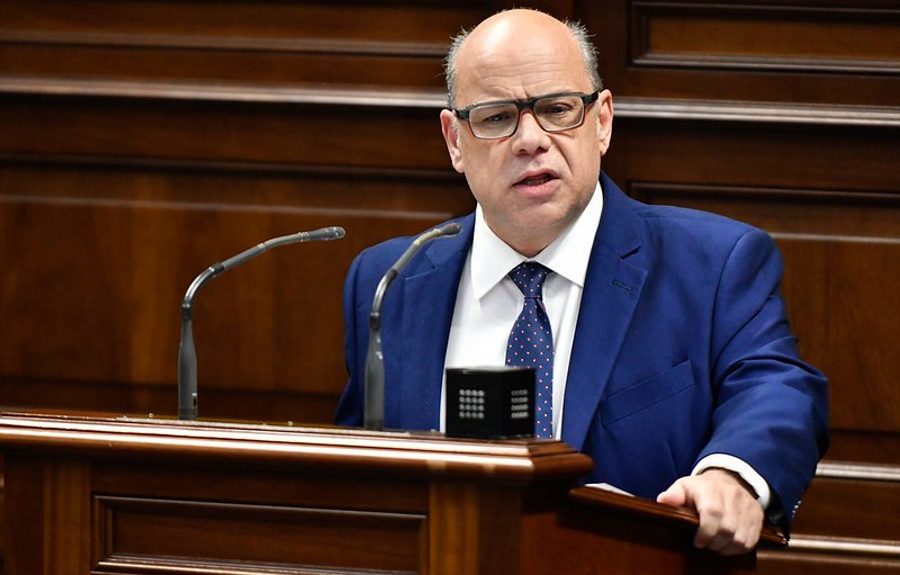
left=46, top=460, right=92, bottom=572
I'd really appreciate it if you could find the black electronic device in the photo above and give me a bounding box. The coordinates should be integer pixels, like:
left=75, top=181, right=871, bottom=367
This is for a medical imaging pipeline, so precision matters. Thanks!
left=445, top=366, right=536, bottom=439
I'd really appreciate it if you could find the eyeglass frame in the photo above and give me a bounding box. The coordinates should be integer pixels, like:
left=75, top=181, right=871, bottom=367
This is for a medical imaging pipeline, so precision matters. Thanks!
left=452, top=91, right=600, bottom=140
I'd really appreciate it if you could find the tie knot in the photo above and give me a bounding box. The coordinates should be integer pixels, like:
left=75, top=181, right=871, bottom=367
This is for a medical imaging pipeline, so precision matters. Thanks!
left=509, top=262, right=550, bottom=298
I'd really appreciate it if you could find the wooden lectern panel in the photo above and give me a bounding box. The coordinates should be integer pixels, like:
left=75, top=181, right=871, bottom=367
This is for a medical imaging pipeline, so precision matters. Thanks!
left=0, top=411, right=780, bottom=574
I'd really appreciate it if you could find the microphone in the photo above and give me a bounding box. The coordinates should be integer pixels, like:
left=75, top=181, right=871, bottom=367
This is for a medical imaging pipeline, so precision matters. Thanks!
left=178, top=226, right=345, bottom=420
left=364, top=222, right=462, bottom=430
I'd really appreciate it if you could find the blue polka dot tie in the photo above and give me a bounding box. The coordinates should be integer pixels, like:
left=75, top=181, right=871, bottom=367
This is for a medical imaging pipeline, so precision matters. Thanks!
left=506, top=262, right=554, bottom=438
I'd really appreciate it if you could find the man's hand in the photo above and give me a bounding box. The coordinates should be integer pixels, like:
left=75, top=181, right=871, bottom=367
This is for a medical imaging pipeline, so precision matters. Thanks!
left=656, top=468, right=764, bottom=556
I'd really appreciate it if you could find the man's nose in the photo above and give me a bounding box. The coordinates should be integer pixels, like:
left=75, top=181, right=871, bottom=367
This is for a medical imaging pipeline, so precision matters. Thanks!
left=512, top=111, right=550, bottom=154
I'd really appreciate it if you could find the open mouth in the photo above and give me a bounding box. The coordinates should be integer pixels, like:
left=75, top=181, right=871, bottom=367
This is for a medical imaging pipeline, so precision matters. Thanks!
left=516, top=172, right=557, bottom=186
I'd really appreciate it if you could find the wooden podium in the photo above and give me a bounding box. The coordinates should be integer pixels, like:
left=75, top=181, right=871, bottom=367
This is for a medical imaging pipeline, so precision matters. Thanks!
left=0, top=411, right=783, bottom=574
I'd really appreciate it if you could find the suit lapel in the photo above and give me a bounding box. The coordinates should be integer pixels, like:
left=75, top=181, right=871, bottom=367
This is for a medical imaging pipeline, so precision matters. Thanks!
left=396, top=216, right=473, bottom=430
left=562, top=175, right=647, bottom=451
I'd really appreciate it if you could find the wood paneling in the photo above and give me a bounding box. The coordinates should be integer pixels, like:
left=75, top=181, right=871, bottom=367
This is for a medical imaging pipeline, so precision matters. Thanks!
left=757, top=549, right=900, bottom=575
left=1, top=412, right=772, bottom=575
left=586, top=1, right=900, bottom=106
left=1, top=1, right=898, bottom=573
left=0, top=1, right=488, bottom=90
left=95, top=495, right=426, bottom=572
left=0, top=157, right=473, bottom=420
left=0, top=95, right=452, bottom=169
left=792, top=471, right=900, bottom=540
left=632, top=3, right=900, bottom=74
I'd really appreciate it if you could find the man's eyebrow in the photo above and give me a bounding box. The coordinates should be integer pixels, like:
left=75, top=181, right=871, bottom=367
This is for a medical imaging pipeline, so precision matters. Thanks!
left=460, top=91, right=581, bottom=110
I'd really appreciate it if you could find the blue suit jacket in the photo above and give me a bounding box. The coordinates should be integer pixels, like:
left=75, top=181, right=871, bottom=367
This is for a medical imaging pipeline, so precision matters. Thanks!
left=336, top=174, right=828, bottom=534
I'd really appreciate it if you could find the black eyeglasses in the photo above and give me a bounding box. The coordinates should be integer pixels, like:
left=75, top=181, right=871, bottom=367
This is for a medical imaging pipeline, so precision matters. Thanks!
left=453, top=91, right=599, bottom=140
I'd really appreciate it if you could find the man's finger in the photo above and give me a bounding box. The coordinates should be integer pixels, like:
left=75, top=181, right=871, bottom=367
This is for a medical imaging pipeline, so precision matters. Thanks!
left=656, top=478, right=689, bottom=507
left=692, top=498, right=725, bottom=549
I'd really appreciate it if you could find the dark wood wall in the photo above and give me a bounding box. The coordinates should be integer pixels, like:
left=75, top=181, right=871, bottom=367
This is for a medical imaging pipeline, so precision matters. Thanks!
left=1, top=1, right=898, bottom=572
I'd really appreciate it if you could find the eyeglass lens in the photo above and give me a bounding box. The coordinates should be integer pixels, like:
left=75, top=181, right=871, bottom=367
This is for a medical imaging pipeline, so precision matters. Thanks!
left=468, top=94, right=586, bottom=139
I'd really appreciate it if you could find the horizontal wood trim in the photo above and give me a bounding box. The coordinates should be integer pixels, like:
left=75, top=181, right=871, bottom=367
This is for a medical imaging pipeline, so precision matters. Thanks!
left=569, top=486, right=786, bottom=546
left=0, top=187, right=454, bottom=221
left=0, top=48, right=447, bottom=91
left=0, top=412, right=594, bottom=481
left=793, top=473, right=900, bottom=540
left=614, top=98, right=900, bottom=128
left=786, top=536, right=900, bottom=558
left=0, top=94, right=453, bottom=170
left=0, top=77, right=448, bottom=108
left=0, top=152, right=466, bottom=187
left=94, top=495, right=425, bottom=573
left=94, top=556, right=411, bottom=575
left=0, top=1, right=481, bottom=47
left=632, top=2, right=900, bottom=75
left=0, top=30, right=450, bottom=57
left=4, top=77, right=900, bottom=128
left=758, top=548, right=900, bottom=575
left=817, top=461, right=900, bottom=482
left=91, top=460, right=430, bottom=515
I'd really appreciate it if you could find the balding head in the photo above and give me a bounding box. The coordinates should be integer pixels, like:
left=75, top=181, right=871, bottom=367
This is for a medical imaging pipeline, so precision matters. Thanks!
left=437, top=8, right=614, bottom=256
left=444, top=9, right=601, bottom=108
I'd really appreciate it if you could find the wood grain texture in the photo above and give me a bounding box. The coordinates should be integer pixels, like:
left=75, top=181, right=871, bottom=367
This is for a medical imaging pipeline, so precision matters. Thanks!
left=587, top=1, right=900, bottom=106
left=1, top=2, right=898, bottom=572
left=95, top=495, right=426, bottom=572
left=0, top=412, right=764, bottom=575
left=793, top=475, right=900, bottom=540
left=632, top=3, right=900, bottom=74
left=0, top=0, right=489, bottom=91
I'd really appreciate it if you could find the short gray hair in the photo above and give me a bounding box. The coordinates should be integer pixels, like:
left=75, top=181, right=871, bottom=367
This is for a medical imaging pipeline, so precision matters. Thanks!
left=444, top=15, right=603, bottom=108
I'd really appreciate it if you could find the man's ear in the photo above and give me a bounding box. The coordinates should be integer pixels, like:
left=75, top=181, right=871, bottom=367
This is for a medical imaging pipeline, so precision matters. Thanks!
left=440, top=109, right=466, bottom=174
left=595, top=89, right=614, bottom=157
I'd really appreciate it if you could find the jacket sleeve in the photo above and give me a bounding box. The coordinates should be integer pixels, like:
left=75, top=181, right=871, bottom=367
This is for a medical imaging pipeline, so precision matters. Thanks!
left=334, top=251, right=366, bottom=427
left=699, top=228, right=829, bottom=535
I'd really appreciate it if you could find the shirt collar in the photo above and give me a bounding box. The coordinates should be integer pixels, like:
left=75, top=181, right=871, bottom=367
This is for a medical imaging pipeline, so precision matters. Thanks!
left=470, top=181, right=604, bottom=299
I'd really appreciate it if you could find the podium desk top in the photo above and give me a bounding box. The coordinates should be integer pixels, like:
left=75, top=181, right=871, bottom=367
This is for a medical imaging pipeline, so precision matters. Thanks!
left=0, top=410, right=594, bottom=482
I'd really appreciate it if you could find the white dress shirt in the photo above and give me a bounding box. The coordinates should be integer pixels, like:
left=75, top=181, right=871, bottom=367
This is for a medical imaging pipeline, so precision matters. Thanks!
left=440, top=182, right=771, bottom=509
left=442, top=182, right=603, bottom=438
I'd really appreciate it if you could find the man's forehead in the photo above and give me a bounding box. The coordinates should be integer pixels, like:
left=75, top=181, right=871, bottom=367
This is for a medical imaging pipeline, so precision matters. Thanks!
left=461, top=15, right=578, bottom=63
left=454, top=35, right=587, bottom=103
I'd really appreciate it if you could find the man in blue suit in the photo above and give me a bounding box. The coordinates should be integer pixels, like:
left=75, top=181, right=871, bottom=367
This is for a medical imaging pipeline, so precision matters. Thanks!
left=336, top=9, right=828, bottom=555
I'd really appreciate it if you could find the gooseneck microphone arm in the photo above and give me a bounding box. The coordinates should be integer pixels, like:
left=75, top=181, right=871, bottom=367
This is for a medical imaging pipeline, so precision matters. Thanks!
left=178, top=226, right=345, bottom=420
left=364, top=222, right=462, bottom=430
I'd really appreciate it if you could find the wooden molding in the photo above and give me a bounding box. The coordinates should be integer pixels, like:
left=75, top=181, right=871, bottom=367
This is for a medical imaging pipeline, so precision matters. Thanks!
left=0, top=29, right=449, bottom=57
left=0, top=76, right=447, bottom=108
left=630, top=2, right=900, bottom=75
left=0, top=411, right=594, bottom=481
left=614, top=97, right=900, bottom=127
left=787, top=535, right=900, bottom=559
left=4, top=76, right=900, bottom=129
left=817, top=461, right=900, bottom=482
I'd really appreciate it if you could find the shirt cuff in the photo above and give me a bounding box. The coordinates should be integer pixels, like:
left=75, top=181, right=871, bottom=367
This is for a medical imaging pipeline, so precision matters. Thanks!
left=692, top=454, right=771, bottom=510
